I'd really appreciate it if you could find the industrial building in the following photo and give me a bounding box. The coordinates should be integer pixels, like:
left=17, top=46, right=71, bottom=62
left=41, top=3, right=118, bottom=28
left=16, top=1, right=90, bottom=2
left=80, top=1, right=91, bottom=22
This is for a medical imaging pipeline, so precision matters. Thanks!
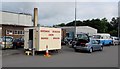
left=0, top=11, right=33, bottom=38
left=60, top=26, right=97, bottom=39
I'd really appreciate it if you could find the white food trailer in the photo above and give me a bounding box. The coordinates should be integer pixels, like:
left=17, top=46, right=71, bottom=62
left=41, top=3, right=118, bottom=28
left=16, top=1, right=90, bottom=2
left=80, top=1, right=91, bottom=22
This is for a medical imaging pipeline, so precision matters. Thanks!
left=24, top=27, right=61, bottom=52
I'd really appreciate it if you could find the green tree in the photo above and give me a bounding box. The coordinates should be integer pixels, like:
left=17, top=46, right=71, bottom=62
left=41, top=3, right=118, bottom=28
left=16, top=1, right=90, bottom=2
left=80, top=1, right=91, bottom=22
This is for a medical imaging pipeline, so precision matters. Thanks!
left=53, top=23, right=65, bottom=27
left=53, top=17, right=119, bottom=36
left=100, top=18, right=109, bottom=33
left=110, top=17, right=119, bottom=36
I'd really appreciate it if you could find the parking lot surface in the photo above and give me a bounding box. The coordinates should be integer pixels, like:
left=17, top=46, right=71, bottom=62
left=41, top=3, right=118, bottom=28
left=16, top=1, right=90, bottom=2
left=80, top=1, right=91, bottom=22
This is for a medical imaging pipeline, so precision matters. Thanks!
left=2, top=45, right=118, bottom=67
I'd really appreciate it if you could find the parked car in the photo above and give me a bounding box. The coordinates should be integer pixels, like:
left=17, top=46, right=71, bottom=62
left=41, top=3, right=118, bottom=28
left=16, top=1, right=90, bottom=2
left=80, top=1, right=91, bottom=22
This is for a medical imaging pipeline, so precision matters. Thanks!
left=73, top=38, right=103, bottom=53
left=71, top=33, right=90, bottom=48
left=61, top=40, right=66, bottom=45
left=111, top=36, right=119, bottom=45
left=64, top=37, right=73, bottom=45
left=0, top=36, right=13, bottom=49
left=13, top=38, right=24, bottom=49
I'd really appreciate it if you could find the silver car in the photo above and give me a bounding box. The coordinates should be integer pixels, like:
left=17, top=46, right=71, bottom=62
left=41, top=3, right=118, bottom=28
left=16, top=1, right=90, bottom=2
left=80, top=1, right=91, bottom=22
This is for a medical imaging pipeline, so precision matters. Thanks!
left=74, top=39, right=103, bottom=53
left=111, top=37, right=119, bottom=45
left=0, top=36, right=13, bottom=49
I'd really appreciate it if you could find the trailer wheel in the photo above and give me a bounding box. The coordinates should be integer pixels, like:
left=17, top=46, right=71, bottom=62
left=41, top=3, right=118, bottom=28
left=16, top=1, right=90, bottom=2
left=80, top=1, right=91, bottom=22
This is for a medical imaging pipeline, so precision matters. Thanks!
left=56, top=50, right=59, bottom=53
left=54, top=50, right=60, bottom=53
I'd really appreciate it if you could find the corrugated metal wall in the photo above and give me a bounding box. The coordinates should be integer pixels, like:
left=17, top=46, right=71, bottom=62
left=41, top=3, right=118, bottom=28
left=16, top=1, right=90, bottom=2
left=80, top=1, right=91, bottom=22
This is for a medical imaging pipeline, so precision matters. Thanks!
left=0, top=11, right=33, bottom=26
left=76, top=26, right=97, bottom=36
left=61, top=26, right=97, bottom=36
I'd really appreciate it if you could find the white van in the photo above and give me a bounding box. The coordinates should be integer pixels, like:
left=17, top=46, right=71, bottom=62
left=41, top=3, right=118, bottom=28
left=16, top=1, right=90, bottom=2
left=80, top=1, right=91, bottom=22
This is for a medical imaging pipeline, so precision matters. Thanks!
left=92, top=33, right=112, bottom=46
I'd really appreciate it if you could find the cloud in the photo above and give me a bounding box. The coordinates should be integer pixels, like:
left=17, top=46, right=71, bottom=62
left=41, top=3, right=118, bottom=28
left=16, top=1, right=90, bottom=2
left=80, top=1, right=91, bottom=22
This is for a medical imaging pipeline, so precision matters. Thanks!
left=0, top=2, right=2, bottom=10
left=76, top=2, right=118, bottom=21
left=2, top=2, right=118, bottom=26
left=39, top=2, right=118, bottom=26
left=2, top=0, right=120, bottom=2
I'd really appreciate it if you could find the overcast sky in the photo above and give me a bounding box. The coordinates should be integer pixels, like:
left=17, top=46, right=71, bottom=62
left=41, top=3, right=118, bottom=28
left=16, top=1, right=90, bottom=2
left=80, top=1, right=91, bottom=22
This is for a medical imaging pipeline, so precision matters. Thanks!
left=1, top=0, right=119, bottom=26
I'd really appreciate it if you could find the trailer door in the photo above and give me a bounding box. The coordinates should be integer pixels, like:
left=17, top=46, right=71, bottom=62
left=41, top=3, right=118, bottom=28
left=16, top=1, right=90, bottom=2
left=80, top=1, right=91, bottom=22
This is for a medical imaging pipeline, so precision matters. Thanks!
left=29, top=29, right=33, bottom=49
left=24, top=28, right=29, bottom=49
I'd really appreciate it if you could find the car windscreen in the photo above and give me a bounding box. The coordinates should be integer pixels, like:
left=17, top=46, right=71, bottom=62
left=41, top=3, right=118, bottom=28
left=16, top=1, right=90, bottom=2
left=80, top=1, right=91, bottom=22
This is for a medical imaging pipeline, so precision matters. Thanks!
left=2, top=37, right=13, bottom=42
left=114, top=37, right=119, bottom=40
left=91, top=40, right=99, bottom=44
left=77, top=34, right=89, bottom=40
left=93, top=35, right=101, bottom=39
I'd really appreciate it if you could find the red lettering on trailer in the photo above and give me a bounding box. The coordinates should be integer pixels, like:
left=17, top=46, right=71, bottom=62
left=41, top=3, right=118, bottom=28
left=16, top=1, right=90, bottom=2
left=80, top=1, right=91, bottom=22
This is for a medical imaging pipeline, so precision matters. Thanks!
left=41, top=30, right=50, bottom=32
left=52, top=31, right=60, bottom=33
left=48, top=34, right=54, bottom=36
left=53, top=37, right=60, bottom=39
left=41, top=37, right=48, bottom=39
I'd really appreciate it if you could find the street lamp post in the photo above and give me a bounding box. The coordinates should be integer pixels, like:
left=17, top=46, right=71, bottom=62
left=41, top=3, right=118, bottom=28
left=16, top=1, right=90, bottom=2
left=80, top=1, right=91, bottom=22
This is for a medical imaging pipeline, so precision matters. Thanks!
left=74, top=0, right=77, bottom=40
left=5, top=29, right=6, bottom=49
left=118, top=17, right=120, bottom=39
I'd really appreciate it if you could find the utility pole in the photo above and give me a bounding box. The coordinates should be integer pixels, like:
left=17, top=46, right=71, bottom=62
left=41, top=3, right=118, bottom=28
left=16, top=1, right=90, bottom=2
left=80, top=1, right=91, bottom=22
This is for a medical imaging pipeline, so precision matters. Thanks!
left=74, top=0, right=77, bottom=40
left=5, top=29, right=6, bottom=49
left=118, top=17, right=120, bottom=39
left=118, top=1, right=120, bottom=42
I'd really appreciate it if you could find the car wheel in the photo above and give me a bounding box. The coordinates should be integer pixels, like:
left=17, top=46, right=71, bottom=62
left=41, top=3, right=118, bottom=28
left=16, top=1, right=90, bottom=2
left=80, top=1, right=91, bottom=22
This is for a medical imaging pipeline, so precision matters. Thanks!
left=2, top=47, right=6, bottom=50
left=100, top=46, right=103, bottom=51
left=89, top=48, right=93, bottom=53
left=109, top=42, right=112, bottom=46
left=13, top=46, right=17, bottom=49
left=102, top=43, right=104, bottom=46
left=72, top=44, right=74, bottom=48
left=74, top=48, right=79, bottom=52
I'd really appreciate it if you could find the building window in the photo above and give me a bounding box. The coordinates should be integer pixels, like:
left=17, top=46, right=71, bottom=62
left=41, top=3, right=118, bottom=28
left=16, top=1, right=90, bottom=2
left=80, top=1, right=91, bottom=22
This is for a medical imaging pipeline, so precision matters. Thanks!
left=6, top=30, right=9, bottom=34
left=19, top=31, right=23, bottom=35
left=6, top=30, right=13, bottom=35
left=13, top=30, right=18, bottom=34
left=5, top=30, right=24, bottom=36
left=18, top=31, right=20, bottom=34
left=15, top=30, right=22, bottom=35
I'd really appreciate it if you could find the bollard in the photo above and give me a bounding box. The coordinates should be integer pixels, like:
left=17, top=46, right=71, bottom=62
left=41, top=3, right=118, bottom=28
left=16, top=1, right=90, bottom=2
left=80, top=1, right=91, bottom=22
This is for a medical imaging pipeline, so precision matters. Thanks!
left=44, top=45, right=51, bottom=57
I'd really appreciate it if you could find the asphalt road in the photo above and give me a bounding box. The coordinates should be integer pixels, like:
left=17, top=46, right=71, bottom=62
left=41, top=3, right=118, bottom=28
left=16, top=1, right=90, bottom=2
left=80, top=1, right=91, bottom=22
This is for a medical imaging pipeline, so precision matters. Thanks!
left=2, top=45, right=118, bottom=67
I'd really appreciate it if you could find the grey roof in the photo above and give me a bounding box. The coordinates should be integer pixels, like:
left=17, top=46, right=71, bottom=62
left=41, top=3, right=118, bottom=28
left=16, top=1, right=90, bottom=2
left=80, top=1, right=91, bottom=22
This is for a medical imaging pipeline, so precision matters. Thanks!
left=1, top=11, right=32, bottom=16
left=60, top=26, right=97, bottom=30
